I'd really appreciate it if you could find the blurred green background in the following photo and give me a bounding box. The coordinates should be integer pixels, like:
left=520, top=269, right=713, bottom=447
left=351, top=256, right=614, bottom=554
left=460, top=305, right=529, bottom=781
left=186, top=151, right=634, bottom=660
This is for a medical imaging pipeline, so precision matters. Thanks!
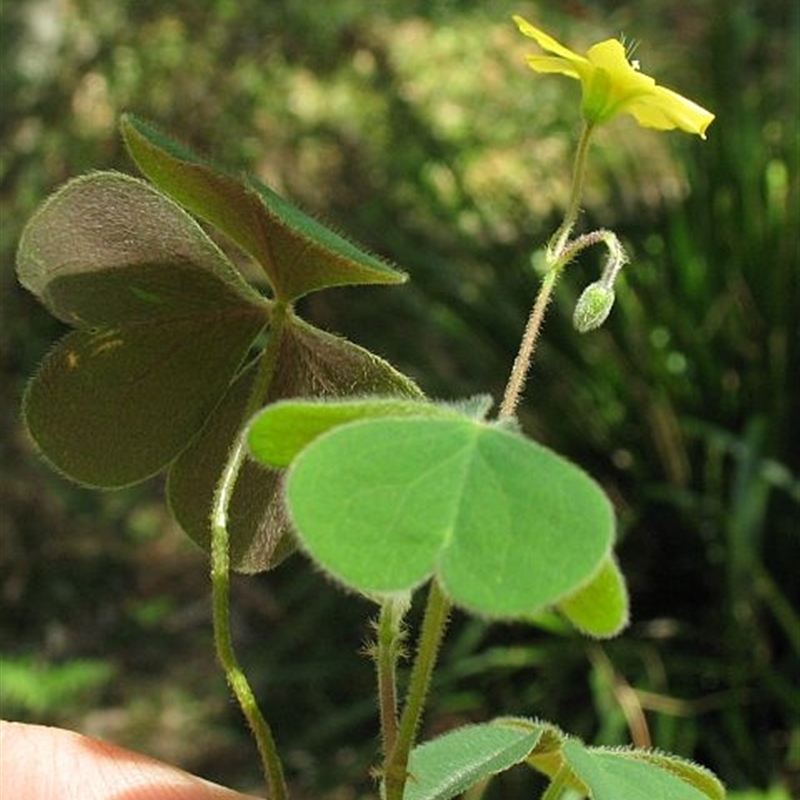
left=1, top=0, right=797, bottom=797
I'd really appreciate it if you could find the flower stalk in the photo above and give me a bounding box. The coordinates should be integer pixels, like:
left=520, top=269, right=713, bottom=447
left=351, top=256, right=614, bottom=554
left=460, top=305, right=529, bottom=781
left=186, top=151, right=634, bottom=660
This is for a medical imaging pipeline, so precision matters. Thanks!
left=500, top=121, right=598, bottom=419
left=549, top=121, right=595, bottom=260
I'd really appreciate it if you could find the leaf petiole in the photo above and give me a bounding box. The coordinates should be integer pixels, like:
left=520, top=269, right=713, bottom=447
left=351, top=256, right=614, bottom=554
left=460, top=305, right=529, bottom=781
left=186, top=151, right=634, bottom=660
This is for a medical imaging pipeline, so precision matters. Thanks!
left=376, top=596, right=412, bottom=759
left=384, top=579, right=452, bottom=800
left=210, top=301, right=292, bottom=800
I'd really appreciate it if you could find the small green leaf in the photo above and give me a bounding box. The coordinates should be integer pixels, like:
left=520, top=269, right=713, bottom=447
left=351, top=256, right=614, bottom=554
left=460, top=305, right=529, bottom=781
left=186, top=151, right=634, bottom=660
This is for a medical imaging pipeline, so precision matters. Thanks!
left=401, top=718, right=546, bottom=800
left=557, top=554, right=629, bottom=638
left=561, top=739, right=725, bottom=800
left=248, top=397, right=463, bottom=468
left=285, top=416, right=615, bottom=618
left=17, top=172, right=268, bottom=487
left=169, top=317, right=422, bottom=573
left=121, top=114, right=406, bottom=302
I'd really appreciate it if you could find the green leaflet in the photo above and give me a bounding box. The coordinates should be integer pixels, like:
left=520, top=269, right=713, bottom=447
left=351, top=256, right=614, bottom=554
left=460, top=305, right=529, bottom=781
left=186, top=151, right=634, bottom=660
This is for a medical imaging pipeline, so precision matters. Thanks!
left=622, top=750, right=726, bottom=800
left=247, top=395, right=492, bottom=468
left=17, top=172, right=269, bottom=487
left=279, top=415, right=615, bottom=618
left=556, top=554, right=630, bottom=638
left=121, top=114, right=406, bottom=302
left=560, top=739, right=726, bottom=800
left=401, top=718, right=549, bottom=800
left=16, top=171, right=264, bottom=321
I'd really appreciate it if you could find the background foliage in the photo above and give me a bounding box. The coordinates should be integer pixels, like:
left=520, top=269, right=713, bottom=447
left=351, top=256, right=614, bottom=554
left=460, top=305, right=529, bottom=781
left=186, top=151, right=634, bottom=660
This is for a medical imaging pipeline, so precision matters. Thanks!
left=1, top=0, right=797, bottom=797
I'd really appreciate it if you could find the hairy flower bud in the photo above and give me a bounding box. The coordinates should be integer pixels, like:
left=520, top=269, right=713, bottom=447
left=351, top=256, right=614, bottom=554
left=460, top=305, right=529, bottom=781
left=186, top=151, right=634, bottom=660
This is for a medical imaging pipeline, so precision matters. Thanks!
left=573, top=281, right=615, bottom=333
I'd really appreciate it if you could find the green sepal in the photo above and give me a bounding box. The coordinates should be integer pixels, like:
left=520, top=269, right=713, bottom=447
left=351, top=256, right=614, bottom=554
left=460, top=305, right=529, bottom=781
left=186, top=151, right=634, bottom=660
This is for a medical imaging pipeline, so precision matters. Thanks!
left=121, top=114, right=406, bottom=302
left=573, top=281, right=615, bottom=333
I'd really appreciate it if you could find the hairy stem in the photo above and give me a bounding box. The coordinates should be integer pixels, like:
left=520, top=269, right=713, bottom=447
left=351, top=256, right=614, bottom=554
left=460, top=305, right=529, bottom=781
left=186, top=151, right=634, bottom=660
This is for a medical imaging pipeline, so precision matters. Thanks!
left=499, top=267, right=560, bottom=420
left=375, top=598, right=408, bottom=758
left=499, top=122, right=596, bottom=420
left=384, top=580, right=452, bottom=800
left=210, top=301, right=290, bottom=800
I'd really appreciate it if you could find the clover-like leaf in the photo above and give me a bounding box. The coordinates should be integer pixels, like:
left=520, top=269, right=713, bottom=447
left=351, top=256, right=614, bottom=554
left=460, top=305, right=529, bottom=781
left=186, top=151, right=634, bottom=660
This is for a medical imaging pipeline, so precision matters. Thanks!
left=121, top=114, right=406, bottom=302
left=280, top=415, right=615, bottom=618
left=169, top=317, right=422, bottom=572
left=18, top=118, right=421, bottom=570
left=556, top=554, right=629, bottom=638
left=17, top=172, right=269, bottom=487
left=560, top=739, right=726, bottom=800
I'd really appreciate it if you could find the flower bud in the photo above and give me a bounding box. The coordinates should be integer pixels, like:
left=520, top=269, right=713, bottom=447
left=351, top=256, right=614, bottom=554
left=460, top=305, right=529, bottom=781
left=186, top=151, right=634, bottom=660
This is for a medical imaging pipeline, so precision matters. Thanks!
left=573, top=281, right=615, bottom=333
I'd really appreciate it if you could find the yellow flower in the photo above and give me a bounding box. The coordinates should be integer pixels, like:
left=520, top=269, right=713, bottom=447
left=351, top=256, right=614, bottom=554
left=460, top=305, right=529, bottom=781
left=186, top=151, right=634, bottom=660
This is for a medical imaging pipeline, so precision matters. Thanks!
left=513, top=15, right=714, bottom=138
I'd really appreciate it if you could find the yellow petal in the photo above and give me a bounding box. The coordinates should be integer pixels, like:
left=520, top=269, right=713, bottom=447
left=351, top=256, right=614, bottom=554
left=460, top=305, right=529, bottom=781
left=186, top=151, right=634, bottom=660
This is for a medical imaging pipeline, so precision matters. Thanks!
left=586, top=39, right=637, bottom=75
left=513, top=15, right=587, bottom=66
left=525, top=55, right=582, bottom=80
left=589, top=42, right=653, bottom=92
left=625, top=85, right=715, bottom=137
left=579, top=40, right=656, bottom=124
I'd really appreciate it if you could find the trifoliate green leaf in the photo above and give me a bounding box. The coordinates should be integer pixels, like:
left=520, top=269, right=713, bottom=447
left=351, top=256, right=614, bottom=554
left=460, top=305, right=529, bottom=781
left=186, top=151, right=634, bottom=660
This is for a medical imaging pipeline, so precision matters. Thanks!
left=284, top=416, right=615, bottom=618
